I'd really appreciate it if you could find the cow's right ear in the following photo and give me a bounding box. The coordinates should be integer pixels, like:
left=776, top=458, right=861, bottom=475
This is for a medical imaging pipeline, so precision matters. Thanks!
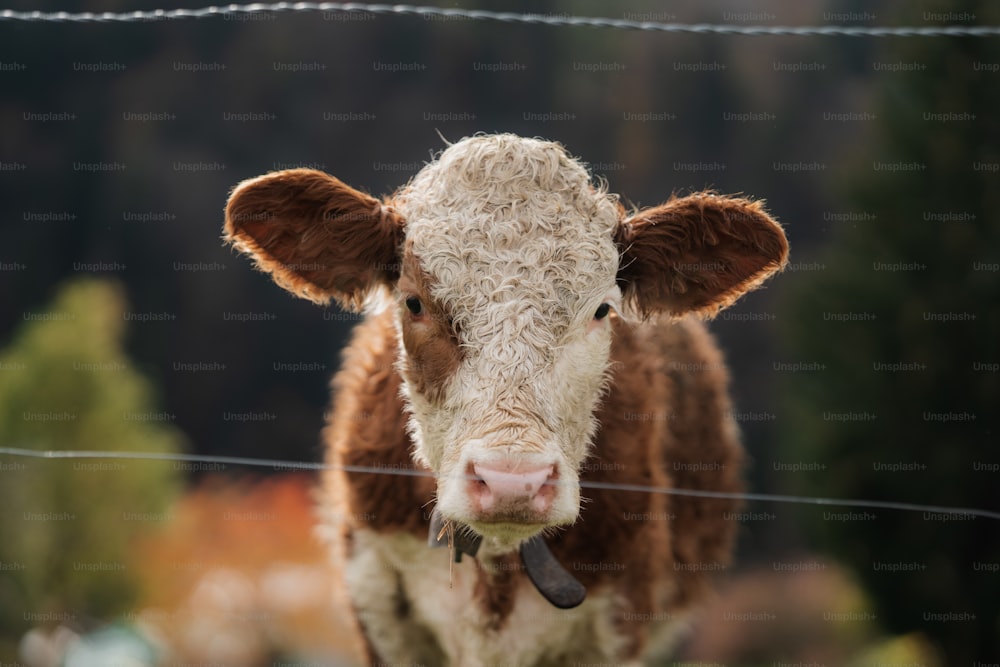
left=224, top=168, right=405, bottom=310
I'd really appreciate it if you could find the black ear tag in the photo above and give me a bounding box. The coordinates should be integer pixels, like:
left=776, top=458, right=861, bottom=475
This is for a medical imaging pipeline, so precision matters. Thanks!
left=519, top=536, right=587, bottom=609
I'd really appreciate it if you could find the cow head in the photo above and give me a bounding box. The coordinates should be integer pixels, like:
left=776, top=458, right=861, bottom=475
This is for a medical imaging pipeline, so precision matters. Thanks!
left=224, top=134, right=787, bottom=551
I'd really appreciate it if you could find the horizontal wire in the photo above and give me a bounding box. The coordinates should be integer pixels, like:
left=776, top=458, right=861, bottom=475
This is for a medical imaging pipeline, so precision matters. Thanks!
left=2, top=446, right=997, bottom=521
left=0, top=2, right=997, bottom=36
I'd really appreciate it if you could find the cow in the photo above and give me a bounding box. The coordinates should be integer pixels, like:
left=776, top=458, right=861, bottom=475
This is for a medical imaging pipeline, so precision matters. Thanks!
left=223, top=133, right=788, bottom=665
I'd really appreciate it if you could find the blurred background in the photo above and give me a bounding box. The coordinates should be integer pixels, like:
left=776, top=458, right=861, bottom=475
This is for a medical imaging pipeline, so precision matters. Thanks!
left=1, top=0, right=997, bottom=664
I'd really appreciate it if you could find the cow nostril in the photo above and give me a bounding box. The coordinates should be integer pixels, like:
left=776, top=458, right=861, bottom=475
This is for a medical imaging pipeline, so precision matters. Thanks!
left=469, top=461, right=557, bottom=513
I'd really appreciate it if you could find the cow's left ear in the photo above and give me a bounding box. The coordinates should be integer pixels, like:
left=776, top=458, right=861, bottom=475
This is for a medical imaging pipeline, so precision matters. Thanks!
left=615, top=192, right=788, bottom=318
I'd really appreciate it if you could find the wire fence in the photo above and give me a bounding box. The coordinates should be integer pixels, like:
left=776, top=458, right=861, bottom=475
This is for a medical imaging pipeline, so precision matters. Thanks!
left=0, top=1, right=998, bottom=36
left=2, top=446, right=997, bottom=521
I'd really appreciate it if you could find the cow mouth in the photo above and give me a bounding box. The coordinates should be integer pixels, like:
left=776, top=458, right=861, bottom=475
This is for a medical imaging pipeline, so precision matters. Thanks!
left=454, top=506, right=572, bottom=549
left=467, top=515, right=551, bottom=541
left=430, top=509, right=546, bottom=552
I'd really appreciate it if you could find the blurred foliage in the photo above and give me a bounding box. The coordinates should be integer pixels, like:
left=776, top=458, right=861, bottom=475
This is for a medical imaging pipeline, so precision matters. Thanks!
left=128, top=474, right=355, bottom=666
left=682, top=560, right=876, bottom=663
left=0, top=278, right=184, bottom=657
left=778, top=0, right=1000, bottom=661
left=680, top=559, right=941, bottom=667
left=845, top=633, right=943, bottom=667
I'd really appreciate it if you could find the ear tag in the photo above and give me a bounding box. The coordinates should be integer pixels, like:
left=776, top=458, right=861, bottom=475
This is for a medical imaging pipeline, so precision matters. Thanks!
left=519, top=536, right=587, bottom=609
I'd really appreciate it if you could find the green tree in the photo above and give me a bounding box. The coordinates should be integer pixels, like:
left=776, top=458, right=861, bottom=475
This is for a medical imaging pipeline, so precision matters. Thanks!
left=777, top=2, right=999, bottom=662
left=0, top=279, right=184, bottom=657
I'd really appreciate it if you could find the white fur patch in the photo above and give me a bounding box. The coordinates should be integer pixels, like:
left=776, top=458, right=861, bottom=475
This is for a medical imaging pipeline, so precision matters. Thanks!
left=391, top=135, right=623, bottom=534
left=346, top=528, right=675, bottom=665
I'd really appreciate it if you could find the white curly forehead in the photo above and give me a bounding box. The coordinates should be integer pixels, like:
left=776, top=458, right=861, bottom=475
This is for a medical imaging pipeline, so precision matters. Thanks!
left=394, top=135, right=621, bottom=334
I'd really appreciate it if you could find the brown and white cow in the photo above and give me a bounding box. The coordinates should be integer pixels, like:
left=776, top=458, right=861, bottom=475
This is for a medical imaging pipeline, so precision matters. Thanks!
left=224, top=134, right=788, bottom=665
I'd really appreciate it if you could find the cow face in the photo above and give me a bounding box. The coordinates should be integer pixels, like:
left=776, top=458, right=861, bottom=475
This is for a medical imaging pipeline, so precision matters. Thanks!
left=224, top=134, right=788, bottom=550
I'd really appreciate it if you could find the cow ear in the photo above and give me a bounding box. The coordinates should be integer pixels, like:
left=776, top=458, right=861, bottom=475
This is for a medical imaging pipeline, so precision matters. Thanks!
left=224, top=169, right=405, bottom=310
left=615, top=192, right=788, bottom=318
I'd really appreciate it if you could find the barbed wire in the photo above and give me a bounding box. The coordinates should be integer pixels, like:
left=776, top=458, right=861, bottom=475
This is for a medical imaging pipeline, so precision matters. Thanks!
left=2, top=446, right=997, bottom=521
left=0, top=2, right=997, bottom=36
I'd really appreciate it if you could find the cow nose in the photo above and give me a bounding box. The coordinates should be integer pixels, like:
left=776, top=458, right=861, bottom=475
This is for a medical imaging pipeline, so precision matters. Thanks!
left=469, top=461, right=557, bottom=514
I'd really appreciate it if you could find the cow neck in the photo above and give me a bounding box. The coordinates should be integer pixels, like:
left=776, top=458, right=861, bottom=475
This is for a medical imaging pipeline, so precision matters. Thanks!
left=428, top=508, right=586, bottom=609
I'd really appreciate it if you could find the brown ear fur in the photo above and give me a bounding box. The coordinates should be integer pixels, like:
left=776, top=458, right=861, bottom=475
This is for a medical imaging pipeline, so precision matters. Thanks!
left=224, top=169, right=404, bottom=309
left=615, top=192, right=788, bottom=318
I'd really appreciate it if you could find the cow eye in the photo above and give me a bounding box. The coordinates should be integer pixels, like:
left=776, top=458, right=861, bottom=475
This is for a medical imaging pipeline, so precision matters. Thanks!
left=593, top=303, right=611, bottom=320
left=405, top=296, right=423, bottom=316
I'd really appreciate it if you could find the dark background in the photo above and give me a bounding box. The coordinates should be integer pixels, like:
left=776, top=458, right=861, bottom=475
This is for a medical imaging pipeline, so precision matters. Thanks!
left=1, top=0, right=997, bottom=664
